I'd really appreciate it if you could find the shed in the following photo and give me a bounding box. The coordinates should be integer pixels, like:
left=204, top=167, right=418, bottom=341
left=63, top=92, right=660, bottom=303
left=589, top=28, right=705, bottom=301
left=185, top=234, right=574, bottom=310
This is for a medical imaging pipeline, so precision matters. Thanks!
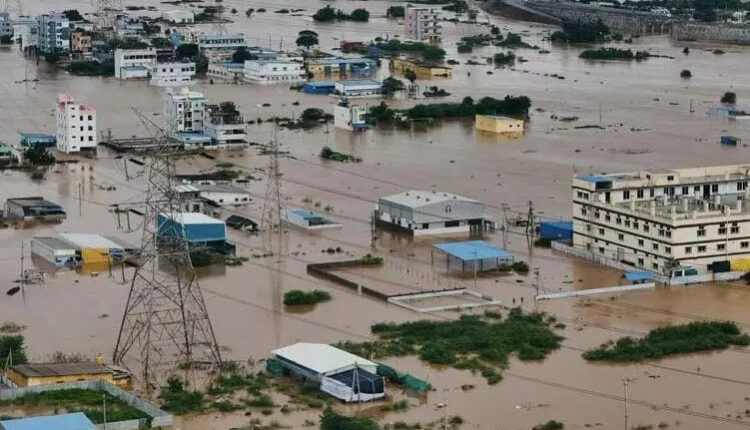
left=0, top=413, right=95, bottom=430
left=5, top=362, right=114, bottom=388
left=4, top=197, right=66, bottom=220
left=432, top=240, right=513, bottom=272
left=157, top=212, right=227, bottom=244
left=538, top=221, right=573, bottom=241
left=286, top=209, right=342, bottom=231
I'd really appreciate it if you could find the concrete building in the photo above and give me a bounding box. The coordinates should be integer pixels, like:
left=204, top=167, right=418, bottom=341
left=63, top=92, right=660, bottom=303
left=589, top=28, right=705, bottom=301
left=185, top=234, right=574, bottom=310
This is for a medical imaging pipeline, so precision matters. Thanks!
left=390, top=58, right=452, bottom=80
left=5, top=197, right=66, bottom=220
left=56, top=93, right=97, bottom=153
left=114, top=48, right=157, bottom=79
left=475, top=114, right=524, bottom=134
left=286, top=209, right=343, bottom=231
left=334, top=99, right=367, bottom=131
left=375, top=190, right=495, bottom=236
left=36, top=13, right=69, bottom=53
left=272, top=343, right=384, bottom=403
left=162, top=10, right=194, bottom=24
left=405, top=7, right=441, bottom=42
left=207, top=62, right=244, bottom=82
left=69, top=30, right=92, bottom=54
left=150, top=61, right=196, bottom=86
left=204, top=104, right=248, bottom=147
left=163, top=87, right=206, bottom=133
left=0, top=413, right=95, bottom=430
left=4, top=362, right=117, bottom=388
left=334, top=79, right=382, bottom=97
left=30, top=237, right=78, bottom=268
left=197, top=33, right=245, bottom=52
left=242, top=59, right=306, bottom=85
left=197, top=184, right=251, bottom=206
left=157, top=212, right=231, bottom=251
left=572, top=164, right=750, bottom=273
left=306, top=57, right=378, bottom=77
left=0, top=12, right=14, bottom=40
left=173, top=184, right=205, bottom=213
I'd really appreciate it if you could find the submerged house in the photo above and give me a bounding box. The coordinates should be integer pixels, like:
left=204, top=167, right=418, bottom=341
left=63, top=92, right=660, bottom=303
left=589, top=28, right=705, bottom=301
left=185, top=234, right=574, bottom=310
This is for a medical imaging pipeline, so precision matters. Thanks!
left=4, top=197, right=66, bottom=221
left=271, top=343, right=385, bottom=403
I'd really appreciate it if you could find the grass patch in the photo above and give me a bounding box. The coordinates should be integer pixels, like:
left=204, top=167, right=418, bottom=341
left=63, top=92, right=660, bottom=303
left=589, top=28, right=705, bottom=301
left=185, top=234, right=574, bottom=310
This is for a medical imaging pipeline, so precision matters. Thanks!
left=583, top=321, right=750, bottom=362
left=321, top=408, right=380, bottom=430
left=335, top=309, right=562, bottom=384
left=320, top=146, right=361, bottom=163
left=283, top=289, right=332, bottom=306
left=0, top=389, right=148, bottom=424
left=359, top=254, right=383, bottom=265
left=534, top=420, right=564, bottom=430
left=158, top=377, right=204, bottom=414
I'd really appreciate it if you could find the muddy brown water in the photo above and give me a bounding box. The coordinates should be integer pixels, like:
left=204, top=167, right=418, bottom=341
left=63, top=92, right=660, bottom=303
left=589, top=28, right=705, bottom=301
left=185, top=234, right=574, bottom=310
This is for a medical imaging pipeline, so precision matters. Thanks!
left=2, top=1, right=750, bottom=429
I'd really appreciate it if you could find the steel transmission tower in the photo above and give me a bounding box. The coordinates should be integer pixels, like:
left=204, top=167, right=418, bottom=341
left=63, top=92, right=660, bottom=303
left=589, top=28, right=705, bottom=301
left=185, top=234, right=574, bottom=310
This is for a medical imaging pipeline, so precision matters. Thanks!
left=113, top=110, right=222, bottom=392
left=93, top=0, right=121, bottom=29
left=260, top=128, right=286, bottom=234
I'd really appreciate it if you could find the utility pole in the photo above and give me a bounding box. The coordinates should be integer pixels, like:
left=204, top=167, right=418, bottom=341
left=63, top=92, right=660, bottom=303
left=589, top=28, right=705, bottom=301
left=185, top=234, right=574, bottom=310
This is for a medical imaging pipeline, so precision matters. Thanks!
left=525, top=201, right=535, bottom=238
left=78, top=181, right=83, bottom=216
left=102, top=394, right=107, bottom=430
left=623, top=377, right=629, bottom=430
left=501, top=203, right=509, bottom=249
left=113, top=110, right=222, bottom=393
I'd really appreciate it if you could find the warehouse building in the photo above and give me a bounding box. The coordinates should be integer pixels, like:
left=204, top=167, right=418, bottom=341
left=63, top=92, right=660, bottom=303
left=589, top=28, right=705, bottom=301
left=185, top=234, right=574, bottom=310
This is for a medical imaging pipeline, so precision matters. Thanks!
left=390, top=58, right=452, bottom=80
left=573, top=164, right=750, bottom=273
left=432, top=240, right=514, bottom=273
left=271, top=343, right=385, bottom=403
left=157, top=212, right=234, bottom=254
left=29, top=237, right=78, bottom=269
left=375, top=190, right=495, bottom=236
left=4, top=197, right=66, bottom=221
left=334, top=79, right=382, bottom=97
left=306, top=57, right=377, bottom=77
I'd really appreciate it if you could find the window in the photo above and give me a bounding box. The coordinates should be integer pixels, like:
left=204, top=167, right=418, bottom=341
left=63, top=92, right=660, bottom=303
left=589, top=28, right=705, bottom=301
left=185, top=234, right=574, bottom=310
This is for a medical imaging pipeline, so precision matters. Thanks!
left=644, top=225, right=650, bottom=233
left=658, top=229, right=665, bottom=237
left=616, top=217, right=622, bottom=225
left=581, top=207, right=587, bottom=216
left=742, top=241, right=749, bottom=249
left=605, top=214, right=611, bottom=222
left=422, top=223, right=429, bottom=229
left=667, top=175, right=674, bottom=181
left=586, top=224, right=592, bottom=232
left=685, top=246, right=692, bottom=254
left=637, top=189, right=644, bottom=198
left=718, top=226, right=727, bottom=235
left=665, top=246, right=671, bottom=254
left=650, top=189, right=655, bottom=198
left=739, top=182, right=748, bottom=191
left=625, top=219, right=631, bottom=227
left=652, top=263, right=659, bottom=270
left=697, top=227, right=706, bottom=237
left=633, top=221, right=639, bottom=230
left=681, top=186, right=688, bottom=195
left=638, top=258, right=644, bottom=266
left=731, top=223, right=740, bottom=234
left=594, top=211, right=600, bottom=219
left=598, top=247, right=605, bottom=254
left=623, top=190, right=630, bottom=200
left=711, top=184, right=719, bottom=193
left=598, top=228, right=605, bottom=235
left=618, top=234, right=624, bottom=241
left=652, top=243, right=659, bottom=251
left=638, top=239, right=644, bottom=246
left=718, top=243, right=726, bottom=251
left=698, top=245, right=707, bottom=252
left=694, top=186, right=700, bottom=192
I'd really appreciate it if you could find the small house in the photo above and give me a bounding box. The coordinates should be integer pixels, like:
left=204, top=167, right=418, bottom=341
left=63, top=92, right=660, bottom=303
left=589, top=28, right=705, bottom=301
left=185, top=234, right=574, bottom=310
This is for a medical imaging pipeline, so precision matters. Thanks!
left=272, top=343, right=385, bottom=403
left=157, top=212, right=234, bottom=254
left=3, top=362, right=120, bottom=388
left=197, top=184, right=251, bottom=206
left=475, top=114, right=524, bottom=134
left=4, top=197, right=66, bottom=221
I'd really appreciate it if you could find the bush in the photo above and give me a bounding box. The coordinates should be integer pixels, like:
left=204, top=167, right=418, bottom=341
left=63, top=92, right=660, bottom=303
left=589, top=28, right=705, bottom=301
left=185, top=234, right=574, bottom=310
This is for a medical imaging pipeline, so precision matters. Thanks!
left=313, top=5, right=337, bottom=21
left=550, top=20, right=610, bottom=43
left=534, top=420, right=564, bottom=430
left=320, top=408, right=380, bottom=430
left=382, top=76, right=406, bottom=96
left=579, top=48, right=650, bottom=60
left=0, top=335, right=28, bottom=365
left=583, top=321, right=750, bottom=362
left=190, top=250, right=213, bottom=267
left=320, top=146, right=361, bottom=163
left=159, top=377, right=204, bottom=414
left=64, top=60, right=114, bottom=76
left=493, top=52, right=515, bottom=66
left=721, top=91, right=737, bottom=104
left=24, top=145, right=55, bottom=165
left=350, top=9, right=370, bottom=22
left=283, top=289, right=332, bottom=306
left=422, top=45, right=446, bottom=60
left=386, top=5, right=405, bottom=18
left=512, top=261, right=529, bottom=272
left=359, top=254, right=383, bottom=265
left=301, top=108, right=326, bottom=122
left=680, top=69, right=692, bottom=78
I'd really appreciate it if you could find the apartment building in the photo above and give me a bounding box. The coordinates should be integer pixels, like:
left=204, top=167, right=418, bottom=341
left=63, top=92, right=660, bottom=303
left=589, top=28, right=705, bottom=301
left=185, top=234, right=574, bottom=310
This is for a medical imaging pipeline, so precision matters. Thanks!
left=37, top=13, right=70, bottom=53
left=163, top=87, right=206, bottom=133
left=242, top=59, right=306, bottom=85
left=114, top=48, right=157, bottom=79
left=197, top=33, right=246, bottom=51
left=203, top=104, right=248, bottom=148
left=150, top=62, right=196, bottom=86
left=56, top=94, right=97, bottom=154
left=70, top=30, right=92, bottom=54
left=0, top=12, right=13, bottom=39
left=573, top=164, right=750, bottom=273
left=405, top=7, right=441, bottom=42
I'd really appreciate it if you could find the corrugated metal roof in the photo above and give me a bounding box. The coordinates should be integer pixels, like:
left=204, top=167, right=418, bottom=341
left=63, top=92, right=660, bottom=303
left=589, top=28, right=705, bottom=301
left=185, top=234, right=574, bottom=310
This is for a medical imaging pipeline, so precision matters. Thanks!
left=58, top=234, right=124, bottom=250
left=11, top=361, right=110, bottom=378
left=272, top=343, right=376, bottom=375
left=174, top=184, right=200, bottom=193
left=381, top=190, right=478, bottom=209
left=433, top=240, right=513, bottom=261
left=31, top=237, right=76, bottom=251
left=160, top=212, right=224, bottom=225
left=0, top=413, right=95, bottom=430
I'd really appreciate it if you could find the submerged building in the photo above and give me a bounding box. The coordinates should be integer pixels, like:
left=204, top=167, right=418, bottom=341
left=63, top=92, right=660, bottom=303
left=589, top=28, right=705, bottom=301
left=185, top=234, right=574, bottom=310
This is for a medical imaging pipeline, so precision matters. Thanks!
left=4, top=197, right=66, bottom=220
left=573, top=164, right=750, bottom=273
left=375, top=190, right=495, bottom=236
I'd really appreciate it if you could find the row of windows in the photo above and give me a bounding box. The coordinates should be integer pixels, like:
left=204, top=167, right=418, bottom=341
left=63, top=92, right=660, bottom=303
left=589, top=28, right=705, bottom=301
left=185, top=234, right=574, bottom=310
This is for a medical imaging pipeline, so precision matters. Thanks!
left=587, top=182, right=750, bottom=202
left=580, top=207, right=671, bottom=236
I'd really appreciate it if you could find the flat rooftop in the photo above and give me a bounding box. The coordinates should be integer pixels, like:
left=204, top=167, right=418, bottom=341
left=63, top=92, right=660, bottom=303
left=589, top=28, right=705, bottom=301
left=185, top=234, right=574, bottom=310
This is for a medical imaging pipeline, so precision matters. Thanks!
left=336, top=79, right=381, bottom=86
left=59, top=233, right=127, bottom=250
left=32, top=236, right=77, bottom=251
left=381, top=190, right=478, bottom=208
left=6, top=197, right=60, bottom=208
left=433, top=240, right=513, bottom=261
left=11, top=361, right=110, bottom=378
left=0, top=413, right=95, bottom=430
left=160, top=212, right=225, bottom=225
left=272, top=343, right=376, bottom=375
left=614, top=194, right=750, bottom=222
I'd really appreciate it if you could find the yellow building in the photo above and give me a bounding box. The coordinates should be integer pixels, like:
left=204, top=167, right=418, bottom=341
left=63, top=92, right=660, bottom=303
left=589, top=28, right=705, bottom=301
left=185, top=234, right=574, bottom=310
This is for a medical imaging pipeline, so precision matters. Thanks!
left=475, top=114, right=524, bottom=134
left=390, top=58, right=452, bottom=80
left=4, top=361, right=131, bottom=389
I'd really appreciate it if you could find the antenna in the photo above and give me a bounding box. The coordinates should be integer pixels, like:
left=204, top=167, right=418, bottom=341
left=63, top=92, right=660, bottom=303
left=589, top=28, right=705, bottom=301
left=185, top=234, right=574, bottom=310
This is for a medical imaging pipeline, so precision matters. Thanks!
left=113, top=109, right=222, bottom=393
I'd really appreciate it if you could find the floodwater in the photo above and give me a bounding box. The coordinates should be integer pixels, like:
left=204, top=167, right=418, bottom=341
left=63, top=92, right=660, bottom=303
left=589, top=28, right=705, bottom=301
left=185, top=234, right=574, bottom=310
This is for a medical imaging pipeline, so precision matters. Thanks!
left=2, top=0, right=750, bottom=429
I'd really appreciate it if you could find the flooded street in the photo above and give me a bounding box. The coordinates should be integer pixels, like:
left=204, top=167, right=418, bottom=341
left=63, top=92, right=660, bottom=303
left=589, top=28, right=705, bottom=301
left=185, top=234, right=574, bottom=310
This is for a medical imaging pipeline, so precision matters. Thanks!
left=2, top=0, right=750, bottom=429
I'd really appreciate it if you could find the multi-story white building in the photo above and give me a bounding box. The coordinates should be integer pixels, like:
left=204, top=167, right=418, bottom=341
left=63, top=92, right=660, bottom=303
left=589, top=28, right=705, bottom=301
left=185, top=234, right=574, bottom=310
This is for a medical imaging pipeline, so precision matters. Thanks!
left=334, top=99, right=367, bottom=131
left=56, top=94, right=97, bottom=154
left=114, top=48, right=157, bottom=79
left=242, top=60, right=306, bottom=85
left=162, top=10, right=194, bottom=24
left=573, top=164, right=750, bottom=274
left=0, top=12, right=14, bottom=40
left=405, top=7, right=441, bottom=42
left=197, top=33, right=246, bottom=52
left=150, top=62, right=196, bottom=86
left=204, top=104, right=248, bottom=147
left=36, top=13, right=70, bottom=53
left=163, top=87, right=206, bottom=133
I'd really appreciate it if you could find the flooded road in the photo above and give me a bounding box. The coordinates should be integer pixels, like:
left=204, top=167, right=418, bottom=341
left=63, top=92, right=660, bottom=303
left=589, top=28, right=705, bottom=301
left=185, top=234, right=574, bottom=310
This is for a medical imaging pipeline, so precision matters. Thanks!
left=2, top=0, right=750, bottom=429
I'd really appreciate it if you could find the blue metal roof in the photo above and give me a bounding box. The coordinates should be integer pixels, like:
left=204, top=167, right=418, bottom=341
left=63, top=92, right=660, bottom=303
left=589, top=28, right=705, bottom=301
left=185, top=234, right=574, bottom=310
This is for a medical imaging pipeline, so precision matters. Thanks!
left=336, top=79, right=381, bottom=86
left=304, top=81, right=335, bottom=88
left=624, top=270, right=654, bottom=282
left=433, top=241, right=513, bottom=261
left=577, top=173, right=611, bottom=184
left=288, top=209, right=323, bottom=220
left=0, top=413, right=95, bottom=430
left=19, top=133, right=55, bottom=139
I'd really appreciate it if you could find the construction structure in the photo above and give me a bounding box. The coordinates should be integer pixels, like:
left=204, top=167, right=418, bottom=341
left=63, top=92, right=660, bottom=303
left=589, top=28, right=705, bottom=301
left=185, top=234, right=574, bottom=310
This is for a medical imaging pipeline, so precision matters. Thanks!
left=113, top=111, right=222, bottom=391
left=573, top=164, right=750, bottom=273
left=374, top=190, right=495, bottom=236
left=270, top=343, right=385, bottom=403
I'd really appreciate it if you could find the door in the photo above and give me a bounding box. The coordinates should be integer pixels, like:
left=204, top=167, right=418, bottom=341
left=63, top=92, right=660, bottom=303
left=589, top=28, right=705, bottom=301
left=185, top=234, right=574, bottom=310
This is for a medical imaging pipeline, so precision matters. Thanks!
left=703, top=184, right=710, bottom=198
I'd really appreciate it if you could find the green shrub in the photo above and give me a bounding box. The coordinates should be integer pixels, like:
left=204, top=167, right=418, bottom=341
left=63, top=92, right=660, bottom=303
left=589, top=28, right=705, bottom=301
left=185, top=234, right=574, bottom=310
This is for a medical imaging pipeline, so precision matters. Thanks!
left=721, top=91, right=737, bottom=104
left=284, top=289, right=332, bottom=306
left=533, top=420, right=564, bottom=430
left=579, top=47, right=650, bottom=60
left=158, top=377, right=204, bottom=414
left=320, top=408, right=380, bottom=430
